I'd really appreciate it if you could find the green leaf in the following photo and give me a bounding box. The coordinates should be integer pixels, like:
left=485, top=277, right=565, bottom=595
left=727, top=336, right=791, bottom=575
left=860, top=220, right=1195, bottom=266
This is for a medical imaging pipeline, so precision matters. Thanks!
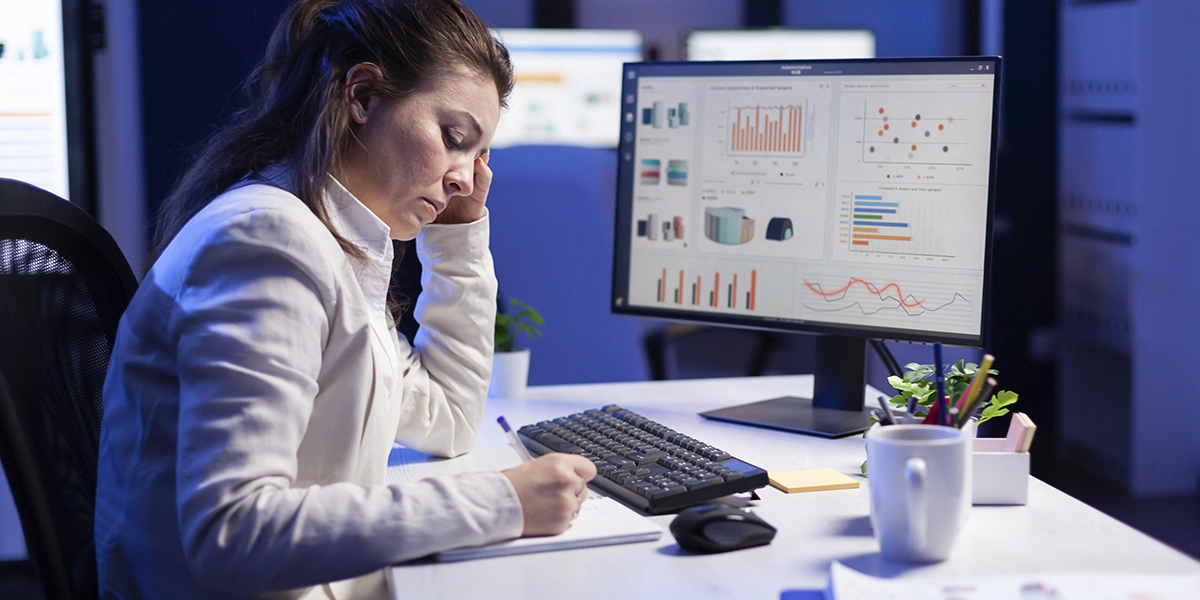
left=976, top=390, right=1018, bottom=424
left=496, top=297, right=545, bottom=351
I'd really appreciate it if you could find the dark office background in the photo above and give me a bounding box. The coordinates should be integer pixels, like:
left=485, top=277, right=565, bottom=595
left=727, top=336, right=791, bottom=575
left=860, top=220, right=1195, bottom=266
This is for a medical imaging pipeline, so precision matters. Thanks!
left=4, top=1, right=1200, bottom=596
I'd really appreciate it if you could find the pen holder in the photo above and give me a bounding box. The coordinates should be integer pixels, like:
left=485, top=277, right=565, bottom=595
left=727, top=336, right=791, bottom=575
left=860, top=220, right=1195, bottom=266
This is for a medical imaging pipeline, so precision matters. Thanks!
left=971, top=438, right=1030, bottom=505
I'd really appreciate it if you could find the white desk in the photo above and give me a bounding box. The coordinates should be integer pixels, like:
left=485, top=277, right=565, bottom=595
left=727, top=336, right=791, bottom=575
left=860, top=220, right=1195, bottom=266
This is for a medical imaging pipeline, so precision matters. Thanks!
left=387, top=375, right=1200, bottom=599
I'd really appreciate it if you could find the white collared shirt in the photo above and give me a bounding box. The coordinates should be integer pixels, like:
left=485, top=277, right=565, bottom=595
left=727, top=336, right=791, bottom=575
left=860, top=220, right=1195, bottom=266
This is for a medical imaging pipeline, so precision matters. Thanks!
left=95, top=176, right=522, bottom=599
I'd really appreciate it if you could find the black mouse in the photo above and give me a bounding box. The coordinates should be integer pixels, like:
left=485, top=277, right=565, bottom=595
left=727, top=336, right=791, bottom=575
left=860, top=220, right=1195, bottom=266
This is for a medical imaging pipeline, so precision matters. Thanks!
left=669, top=504, right=777, bottom=553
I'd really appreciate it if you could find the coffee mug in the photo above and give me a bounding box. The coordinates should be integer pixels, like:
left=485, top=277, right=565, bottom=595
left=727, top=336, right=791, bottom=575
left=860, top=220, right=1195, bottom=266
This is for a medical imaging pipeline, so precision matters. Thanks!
left=867, top=424, right=970, bottom=563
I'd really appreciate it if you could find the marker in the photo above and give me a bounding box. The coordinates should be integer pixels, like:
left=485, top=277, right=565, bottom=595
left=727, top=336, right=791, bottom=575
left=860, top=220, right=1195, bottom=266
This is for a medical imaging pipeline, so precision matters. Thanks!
left=497, top=416, right=535, bottom=462
left=933, top=343, right=948, bottom=426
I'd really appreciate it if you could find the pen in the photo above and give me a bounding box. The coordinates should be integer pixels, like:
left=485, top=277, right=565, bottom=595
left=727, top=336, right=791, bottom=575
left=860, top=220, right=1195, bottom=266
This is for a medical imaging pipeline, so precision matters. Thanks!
left=904, top=393, right=919, bottom=424
left=497, top=416, right=535, bottom=462
left=875, top=395, right=895, bottom=425
left=933, top=343, right=948, bottom=426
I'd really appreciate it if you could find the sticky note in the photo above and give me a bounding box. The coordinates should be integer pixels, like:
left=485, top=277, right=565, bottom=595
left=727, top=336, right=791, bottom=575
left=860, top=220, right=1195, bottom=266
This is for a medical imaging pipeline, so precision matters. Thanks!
left=768, top=468, right=860, bottom=493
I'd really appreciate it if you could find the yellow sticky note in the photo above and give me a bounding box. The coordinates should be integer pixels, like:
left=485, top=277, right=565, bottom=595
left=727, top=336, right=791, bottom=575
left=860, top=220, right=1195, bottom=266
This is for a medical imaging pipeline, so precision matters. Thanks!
left=769, top=468, right=861, bottom=493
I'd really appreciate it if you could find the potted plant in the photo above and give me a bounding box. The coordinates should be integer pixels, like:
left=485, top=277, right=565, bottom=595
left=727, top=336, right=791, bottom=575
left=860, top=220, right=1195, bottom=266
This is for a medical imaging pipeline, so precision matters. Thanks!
left=489, top=298, right=544, bottom=398
left=862, top=359, right=1019, bottom=475
left=883, top=360, right=1017, bottom=426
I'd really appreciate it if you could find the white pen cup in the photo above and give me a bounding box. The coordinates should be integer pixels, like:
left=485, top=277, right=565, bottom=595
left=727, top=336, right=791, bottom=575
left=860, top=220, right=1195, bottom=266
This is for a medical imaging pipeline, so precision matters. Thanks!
left=867, top=424, right=970, bottom=563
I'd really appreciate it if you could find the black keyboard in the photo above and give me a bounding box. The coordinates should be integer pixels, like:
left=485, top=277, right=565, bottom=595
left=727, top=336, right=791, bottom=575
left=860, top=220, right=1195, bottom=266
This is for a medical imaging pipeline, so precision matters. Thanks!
left=517, top=404, right=769, bottom=514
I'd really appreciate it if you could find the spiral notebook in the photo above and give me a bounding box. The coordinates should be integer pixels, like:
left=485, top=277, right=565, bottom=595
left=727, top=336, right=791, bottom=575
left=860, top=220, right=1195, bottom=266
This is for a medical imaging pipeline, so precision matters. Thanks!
left=434, top=495, right=663, bottom=562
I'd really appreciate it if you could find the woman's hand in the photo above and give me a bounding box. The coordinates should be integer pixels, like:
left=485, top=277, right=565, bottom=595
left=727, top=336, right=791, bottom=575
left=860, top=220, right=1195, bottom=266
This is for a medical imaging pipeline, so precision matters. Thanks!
left=502, top=453, right=597, bottom=536
left=434, top=153, right=491, bottom=225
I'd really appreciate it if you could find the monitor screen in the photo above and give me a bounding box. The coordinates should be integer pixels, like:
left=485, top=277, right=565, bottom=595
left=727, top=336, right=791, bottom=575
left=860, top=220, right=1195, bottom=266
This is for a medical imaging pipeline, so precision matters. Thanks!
left=0, top=0, right=72, bottom=199
left=685, top=29, right=876, bottom=62
left=612, top=57, right=1000, bottom=436
left=491, top=28, right=642, bottom=149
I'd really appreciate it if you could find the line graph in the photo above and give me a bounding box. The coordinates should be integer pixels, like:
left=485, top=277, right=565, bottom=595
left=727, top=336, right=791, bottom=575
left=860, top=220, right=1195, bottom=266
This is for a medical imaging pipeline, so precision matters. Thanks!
left=801, top=277, right=971, bottom=318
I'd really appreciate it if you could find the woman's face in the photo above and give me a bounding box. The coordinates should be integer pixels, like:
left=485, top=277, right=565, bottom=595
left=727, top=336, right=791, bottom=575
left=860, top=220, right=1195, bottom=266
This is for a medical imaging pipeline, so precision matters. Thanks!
left=336, top=68, right=501, bottom=241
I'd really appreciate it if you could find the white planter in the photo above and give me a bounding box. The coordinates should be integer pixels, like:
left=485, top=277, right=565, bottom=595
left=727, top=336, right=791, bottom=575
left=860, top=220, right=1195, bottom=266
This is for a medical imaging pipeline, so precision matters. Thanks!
left=489, top=349, right=530, bottom=398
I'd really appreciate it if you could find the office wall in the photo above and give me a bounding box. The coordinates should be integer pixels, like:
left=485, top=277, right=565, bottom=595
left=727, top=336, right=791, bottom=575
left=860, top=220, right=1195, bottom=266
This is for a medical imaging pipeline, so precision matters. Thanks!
left=462, top=0, right=533, bottom=27
left=782, top=0, right=970, bottom=57
left=1133, top=2, right=1200, bottom=496
left=1058, top=1, right=1200, bottom=496
left=138, top=1, right=292, bottom=234
left=577, top=0, right=742, bottom=60
left=94, top=0, right=146, bottom=276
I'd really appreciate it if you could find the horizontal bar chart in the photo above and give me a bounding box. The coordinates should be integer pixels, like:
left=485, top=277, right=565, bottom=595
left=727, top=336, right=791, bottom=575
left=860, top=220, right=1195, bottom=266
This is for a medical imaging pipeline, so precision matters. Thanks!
left=850, top=194, right=913, bottom=246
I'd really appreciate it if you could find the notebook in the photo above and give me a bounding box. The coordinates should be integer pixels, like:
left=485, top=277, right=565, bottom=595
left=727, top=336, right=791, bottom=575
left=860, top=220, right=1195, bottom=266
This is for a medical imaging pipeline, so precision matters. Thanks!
left=434, top=494, right=663, bottom=562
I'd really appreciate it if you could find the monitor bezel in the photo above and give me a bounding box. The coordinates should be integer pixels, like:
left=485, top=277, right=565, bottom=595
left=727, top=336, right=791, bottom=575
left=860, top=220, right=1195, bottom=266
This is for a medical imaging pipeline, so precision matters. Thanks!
left=610, top=56, right=1001, bottom=349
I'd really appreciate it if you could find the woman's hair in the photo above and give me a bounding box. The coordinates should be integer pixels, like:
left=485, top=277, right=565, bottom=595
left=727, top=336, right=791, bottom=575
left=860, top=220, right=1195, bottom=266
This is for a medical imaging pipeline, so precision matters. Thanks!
left=150, top=0, right=514, bottom=262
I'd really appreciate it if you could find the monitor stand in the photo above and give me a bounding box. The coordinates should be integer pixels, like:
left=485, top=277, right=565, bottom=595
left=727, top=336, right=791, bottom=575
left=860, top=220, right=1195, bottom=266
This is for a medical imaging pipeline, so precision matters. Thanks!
left=699, top=335, right=873, bottom=438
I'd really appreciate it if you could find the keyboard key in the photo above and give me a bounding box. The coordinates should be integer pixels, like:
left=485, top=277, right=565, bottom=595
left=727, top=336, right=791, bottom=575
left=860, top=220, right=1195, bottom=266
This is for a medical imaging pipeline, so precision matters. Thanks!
left=534, top=433, right=585, bottom=455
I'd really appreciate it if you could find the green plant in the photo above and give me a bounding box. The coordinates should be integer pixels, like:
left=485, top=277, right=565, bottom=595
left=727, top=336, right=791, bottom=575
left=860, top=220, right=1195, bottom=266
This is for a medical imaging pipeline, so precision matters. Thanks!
left=884, top=360, right=1017, bottom=425
left=860, top=360, right=1018, bottom=476
left=495, top=298, right=544, bottom=353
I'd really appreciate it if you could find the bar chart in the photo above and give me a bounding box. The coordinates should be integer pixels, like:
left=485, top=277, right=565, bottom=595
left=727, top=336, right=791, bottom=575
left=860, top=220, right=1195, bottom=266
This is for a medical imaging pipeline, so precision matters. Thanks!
left=728, top=102, right=806, bottom=156
left=849, top=194, right=911, bottom=247
left=654, top=267, right=758, bottom=311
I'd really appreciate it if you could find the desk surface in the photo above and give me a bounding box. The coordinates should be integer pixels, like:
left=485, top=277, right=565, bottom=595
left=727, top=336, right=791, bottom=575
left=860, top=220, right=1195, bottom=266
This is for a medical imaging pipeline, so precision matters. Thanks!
left=387, top=375, right=1200, bottom=599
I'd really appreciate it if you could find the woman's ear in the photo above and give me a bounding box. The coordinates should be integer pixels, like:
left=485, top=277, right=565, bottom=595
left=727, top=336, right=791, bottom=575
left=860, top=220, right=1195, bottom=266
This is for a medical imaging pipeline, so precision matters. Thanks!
left=345, top=63, right=384, bottom=125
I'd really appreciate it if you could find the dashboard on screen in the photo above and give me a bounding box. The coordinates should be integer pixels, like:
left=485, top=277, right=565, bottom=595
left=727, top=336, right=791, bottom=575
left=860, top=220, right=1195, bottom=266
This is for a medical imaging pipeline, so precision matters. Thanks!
left=0, top=0, right=73, bottom=199
left=685, top=29, right=876, bottom=62
left=491, top=28, right=642, bottom=149
left=612, top=58, right=1000, bottom=348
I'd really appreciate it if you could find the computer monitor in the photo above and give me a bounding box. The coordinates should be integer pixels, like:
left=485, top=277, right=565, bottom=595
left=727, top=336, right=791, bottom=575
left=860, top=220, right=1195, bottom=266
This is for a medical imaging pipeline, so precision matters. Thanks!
left=612, top=57, right=1001, bottom=437
left=685, top=29, right=876, bottom=62
left=490, top=28, right=642, bottom=149
left=0, top=0, right=92, bottom=204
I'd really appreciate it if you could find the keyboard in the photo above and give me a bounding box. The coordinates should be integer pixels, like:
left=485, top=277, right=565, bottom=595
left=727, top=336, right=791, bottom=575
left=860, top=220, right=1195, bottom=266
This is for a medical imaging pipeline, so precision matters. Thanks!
left=517, top=404, right=769, bottom=514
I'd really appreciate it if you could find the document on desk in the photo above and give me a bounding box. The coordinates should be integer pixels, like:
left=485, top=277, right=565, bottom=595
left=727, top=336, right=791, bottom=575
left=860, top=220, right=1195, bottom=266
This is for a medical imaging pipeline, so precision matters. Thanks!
left=434, top=495, right=663, bottom=562
left=829, top=561, right=1200, bottom=600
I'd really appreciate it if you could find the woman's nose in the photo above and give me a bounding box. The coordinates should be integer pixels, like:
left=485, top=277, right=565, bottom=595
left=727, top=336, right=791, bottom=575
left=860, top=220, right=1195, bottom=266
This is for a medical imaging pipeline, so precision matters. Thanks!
left=444, top=159, right=474, bottom=197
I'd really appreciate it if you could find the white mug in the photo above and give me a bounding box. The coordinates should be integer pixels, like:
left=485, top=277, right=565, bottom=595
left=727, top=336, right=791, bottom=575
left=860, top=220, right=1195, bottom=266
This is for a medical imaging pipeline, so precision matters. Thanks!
left=867, top=424, right=970, bottom=563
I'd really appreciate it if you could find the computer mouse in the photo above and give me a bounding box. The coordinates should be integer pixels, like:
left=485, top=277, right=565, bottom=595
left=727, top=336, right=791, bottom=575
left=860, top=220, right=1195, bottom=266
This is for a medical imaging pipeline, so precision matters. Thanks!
left=669, top=504, right=777, bottom=553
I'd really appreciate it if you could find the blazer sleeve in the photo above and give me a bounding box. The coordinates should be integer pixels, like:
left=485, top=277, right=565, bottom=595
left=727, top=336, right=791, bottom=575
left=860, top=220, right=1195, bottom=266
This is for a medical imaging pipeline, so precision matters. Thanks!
left=171, top=209, right=520, bottom=594
left=392, top=212, right=498, bottom=457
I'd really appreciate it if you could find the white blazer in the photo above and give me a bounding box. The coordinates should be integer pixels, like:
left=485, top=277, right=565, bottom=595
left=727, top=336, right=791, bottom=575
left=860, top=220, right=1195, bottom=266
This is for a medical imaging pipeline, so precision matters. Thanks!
left=95, top=177, right=522, bottom=600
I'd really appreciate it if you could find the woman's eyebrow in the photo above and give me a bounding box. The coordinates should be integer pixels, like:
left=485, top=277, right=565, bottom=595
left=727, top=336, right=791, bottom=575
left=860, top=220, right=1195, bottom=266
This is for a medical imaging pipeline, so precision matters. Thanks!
left=450, top=110, right=483, bottom=138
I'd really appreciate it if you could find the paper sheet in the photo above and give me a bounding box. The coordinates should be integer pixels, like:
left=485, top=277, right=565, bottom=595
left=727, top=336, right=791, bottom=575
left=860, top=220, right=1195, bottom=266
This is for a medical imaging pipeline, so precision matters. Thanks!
left=829, top=562, right=1200, bottom=600
left=434, top=495, right=662, bottom=562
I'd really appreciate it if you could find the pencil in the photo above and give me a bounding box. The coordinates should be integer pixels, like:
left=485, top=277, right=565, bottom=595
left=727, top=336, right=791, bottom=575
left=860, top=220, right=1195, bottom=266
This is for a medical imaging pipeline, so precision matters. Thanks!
left=957, top=376, right=996, bottom=428
left=955, top=353, right=994, bottom=411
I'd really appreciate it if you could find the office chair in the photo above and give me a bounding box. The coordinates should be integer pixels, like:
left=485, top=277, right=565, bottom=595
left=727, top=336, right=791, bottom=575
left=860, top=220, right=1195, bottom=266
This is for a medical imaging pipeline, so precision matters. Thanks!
left=0, top=178, right=139, bottom=600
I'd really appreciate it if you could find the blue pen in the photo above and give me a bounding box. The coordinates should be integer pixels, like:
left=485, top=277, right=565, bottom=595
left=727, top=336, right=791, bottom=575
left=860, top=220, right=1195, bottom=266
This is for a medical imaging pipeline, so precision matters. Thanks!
left=497, top=416, right=535, bottom=462
left=933, top=343, right=948, bottom=426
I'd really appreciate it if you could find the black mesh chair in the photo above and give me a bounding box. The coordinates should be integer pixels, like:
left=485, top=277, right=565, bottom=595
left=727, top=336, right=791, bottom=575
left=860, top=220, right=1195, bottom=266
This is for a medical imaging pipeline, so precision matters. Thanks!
left=0, top=178, right=138, bottom=600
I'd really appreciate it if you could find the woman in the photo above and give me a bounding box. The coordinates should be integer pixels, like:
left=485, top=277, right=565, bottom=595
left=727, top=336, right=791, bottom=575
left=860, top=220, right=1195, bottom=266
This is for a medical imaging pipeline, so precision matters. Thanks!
left=95, top=1, right=595, bottom=598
